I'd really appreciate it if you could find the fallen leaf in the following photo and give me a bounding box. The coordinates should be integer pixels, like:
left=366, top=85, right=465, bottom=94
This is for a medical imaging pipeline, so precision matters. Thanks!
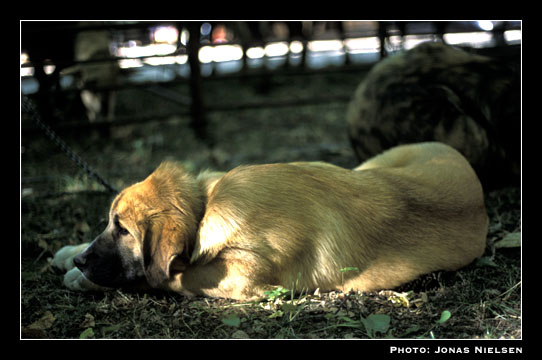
left=27, top=311, right=55, bottom=330
left=385, top=291, right=413, bottom=308
left=494, top=232, right=521, bottom=248
left=268, top=310, right=283, bottom=319
left=366, top=314, right=391, bottom=334
left=40, top=261, right=52, bottom=273
left=437, top=310, right=451, bottom=324
left=74, top=221, right=90, bottom=234
left=22, top=188, right=33, bottom=197
left=102, top=323, right=123, bottom=335
left=475, top=256, right=499, bottom=268
left=420, top=292, right=429, bottom=303
left=231, top=329, right=249, bottom=339
left=21, top=328, right=46, bottom=339
left=21, top=271, right=38, bottom=282
left=401, top=324, right=421, bottom=337
left=222, top=314, right=241, bottom=327
left=80, top=313, right=95, bottom=328
left=80, top=327, right=95, bottom=339
left=38, top=239, right=50, bottom=251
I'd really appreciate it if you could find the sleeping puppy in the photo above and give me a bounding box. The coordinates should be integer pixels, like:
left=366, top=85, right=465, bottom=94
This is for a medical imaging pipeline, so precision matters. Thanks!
left=53, top=142, right=488, bottom=300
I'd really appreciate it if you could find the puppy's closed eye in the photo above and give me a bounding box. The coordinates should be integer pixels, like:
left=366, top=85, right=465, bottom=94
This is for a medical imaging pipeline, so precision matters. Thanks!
left=114, top=216, right=130, bottom=236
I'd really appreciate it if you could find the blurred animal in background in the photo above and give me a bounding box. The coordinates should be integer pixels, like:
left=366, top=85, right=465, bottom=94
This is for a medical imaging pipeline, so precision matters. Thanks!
left=61, top=22, right=120, bottom=122
left=22, top=21, right=119, bottom=124
left=347, top=42, right=520, bottom=189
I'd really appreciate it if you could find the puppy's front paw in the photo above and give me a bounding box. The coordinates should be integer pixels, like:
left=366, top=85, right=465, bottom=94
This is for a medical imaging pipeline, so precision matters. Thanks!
left=63, top=267, right=108, bottom=292
left=52, top=243, right=90, bottom=272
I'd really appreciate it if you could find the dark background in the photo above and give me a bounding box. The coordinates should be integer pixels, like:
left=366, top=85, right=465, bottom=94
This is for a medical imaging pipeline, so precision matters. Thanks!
left=20, top=21, right=521, bottom=340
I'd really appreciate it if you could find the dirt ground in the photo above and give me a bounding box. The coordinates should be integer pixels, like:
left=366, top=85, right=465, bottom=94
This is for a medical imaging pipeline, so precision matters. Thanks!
left=20, top=69, right=521, bottom=339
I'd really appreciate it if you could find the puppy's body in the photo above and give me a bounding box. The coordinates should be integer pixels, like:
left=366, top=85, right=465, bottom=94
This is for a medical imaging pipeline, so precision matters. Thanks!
left=56, top=142, right=488, bottom=300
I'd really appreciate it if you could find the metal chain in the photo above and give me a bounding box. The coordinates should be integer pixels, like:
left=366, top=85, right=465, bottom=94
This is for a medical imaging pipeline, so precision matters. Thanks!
left=22, top=96, right=119, bottom=194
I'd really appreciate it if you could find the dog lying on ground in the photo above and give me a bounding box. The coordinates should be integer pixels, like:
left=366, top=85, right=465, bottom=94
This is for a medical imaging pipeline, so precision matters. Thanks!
left=53, top=142, right=488, bottom=300
left=347, top=42, right=520, bottom=189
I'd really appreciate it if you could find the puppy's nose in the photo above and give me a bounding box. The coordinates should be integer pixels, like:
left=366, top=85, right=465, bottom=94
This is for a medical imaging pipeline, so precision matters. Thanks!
left=73, top=254, right=86, bottom=270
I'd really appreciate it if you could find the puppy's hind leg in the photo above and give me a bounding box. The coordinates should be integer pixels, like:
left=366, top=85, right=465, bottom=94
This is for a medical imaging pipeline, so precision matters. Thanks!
left=170, top=251, right=275, bottom=301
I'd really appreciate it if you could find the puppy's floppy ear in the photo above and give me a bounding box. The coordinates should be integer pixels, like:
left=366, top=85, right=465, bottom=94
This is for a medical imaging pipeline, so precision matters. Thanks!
left=143, top=215, right=191, bottom=287
left=140, top=161, right=203, bottom=288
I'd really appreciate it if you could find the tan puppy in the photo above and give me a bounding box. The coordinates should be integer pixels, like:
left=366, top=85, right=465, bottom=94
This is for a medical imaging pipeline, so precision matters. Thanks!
left=54, top=142, right=488, bottom=300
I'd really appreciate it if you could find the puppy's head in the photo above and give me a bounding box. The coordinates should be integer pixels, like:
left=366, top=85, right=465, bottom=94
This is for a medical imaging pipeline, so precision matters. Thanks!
left=73, top=162, right=203, bottom=288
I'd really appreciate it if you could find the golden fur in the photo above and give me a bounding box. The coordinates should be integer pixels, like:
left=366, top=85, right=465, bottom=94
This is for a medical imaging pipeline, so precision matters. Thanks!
left=56, top=142, right=488, bottom=300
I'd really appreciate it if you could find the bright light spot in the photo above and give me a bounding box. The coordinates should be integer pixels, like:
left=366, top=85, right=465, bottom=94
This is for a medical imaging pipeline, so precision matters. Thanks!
left=477, top=21, right=494, bottom=31
left=443, top=32, right=494, bottom=48
left=21, top=52, right=34, bottom=76
left=153, top=44, right=177, bottom=55
left=198, top=46, right=214, bottom=63
left=21, top=67, right=34, bottom=77
left=144, top=56, right=177, bottom=66
left=44, top=64, right=56, bottom=75
left=217, top=45, right=243, bottom=62
left=402, top=35, right=438, bottom=50
left=153, top=26, right=178, bottom=44
left=198, top=45, right=243, bottom=63
left=117, top=43, right=177, bottom=59
left=117, top=45, right=141, bottom=58
left=180, top=28, right=189, bottom=46
left=118, top=58, right=143, bottom=69
left=265, top=42, right=289, bottom=57
left=504, top=30, right=521, bottom=44
left=246, top=46, right=265, bottom=59
left=344, top=37, right=379, bottom=54
left=289, top=41, right=304, bottom=54
left=308, top=40, right=343, bottom=52
left=385, top=35, right=403, bottom=50
left=175, top=55, right=188, bottom=64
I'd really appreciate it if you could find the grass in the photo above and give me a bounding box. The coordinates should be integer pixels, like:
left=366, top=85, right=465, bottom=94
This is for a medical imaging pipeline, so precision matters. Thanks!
left=21, top=197, right=521, bottom=340
left=21, top=70, right=520, bottom=339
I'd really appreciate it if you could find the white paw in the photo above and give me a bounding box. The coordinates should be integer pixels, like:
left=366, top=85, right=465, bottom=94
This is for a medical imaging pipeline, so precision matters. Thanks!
left=53, top=243, right=109, bottom=292
left=52, top=243, right=90, bottom=272
left=63, top=267, right=108, bottom=292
